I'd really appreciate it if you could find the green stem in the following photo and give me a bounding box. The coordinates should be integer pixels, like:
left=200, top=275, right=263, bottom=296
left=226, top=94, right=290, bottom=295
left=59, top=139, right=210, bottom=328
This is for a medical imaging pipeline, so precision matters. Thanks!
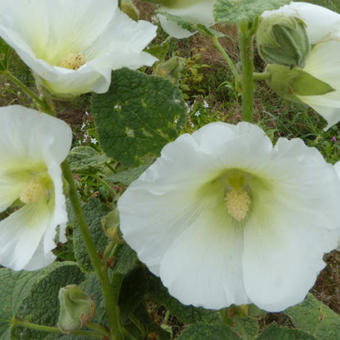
left=87, top=322, right=110, bottom=337
left=253, top=72, right=271, bottom=81
left=212, top=35, right=240, bottom=89
left=3, top=70, right=44, bottom=107
left=61, top=161, right=122, bottom=340
left=96, top=174, right=117, bottom=196
left=238, top=22, right=256, bottom=122
left=12, top=319, right=102, bottom=339
left=3, top=70, right=55, bottom=115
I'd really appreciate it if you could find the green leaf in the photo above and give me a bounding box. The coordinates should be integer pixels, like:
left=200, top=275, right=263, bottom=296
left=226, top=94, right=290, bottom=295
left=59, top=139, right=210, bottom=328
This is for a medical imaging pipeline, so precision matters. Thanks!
left=67, top=146, right=109, bottom=174
left=214, top=0, right=290, bottom=24
left=92, top=68, right=186, bottom=167
left=146, top=273, right=221, bottom=324
left=178, top=323, right=240, bottom=339
left=79, top=273, right=106, bottom=324
left=0, top=38, right=11, bottom=72
left=233, top=316, right=259, bottom=339
left=71, top=199, right=110, bottom=272
left=119, top=267, right=148, bottom=322
left=285, top=294, right=340, bottom=340
left=255, top=323, right=317, bottom=340
left=0, top=262, right=84, bottom=340
left=108, top=163, right=151, bottom=185
left=113, top=243, right=138, bottom=276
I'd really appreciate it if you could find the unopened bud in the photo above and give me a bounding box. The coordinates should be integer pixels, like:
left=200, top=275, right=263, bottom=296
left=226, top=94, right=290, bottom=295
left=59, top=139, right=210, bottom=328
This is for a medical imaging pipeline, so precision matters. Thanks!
left=257, top=15, right=310, bottom=67
left=121, top=0, right=139, bottom=21
left=154, top=57, right=184, bottom=84
left=102, top=209, right=121, bottom=243
left=265, top=64, right=334, bottom=103
left=58, top=285, right=95, bottom=334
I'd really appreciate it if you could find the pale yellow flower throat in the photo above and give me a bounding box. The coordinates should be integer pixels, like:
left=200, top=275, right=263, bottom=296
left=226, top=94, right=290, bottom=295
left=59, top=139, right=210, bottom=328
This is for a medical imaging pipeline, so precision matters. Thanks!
left=223, top=172, right=251, bottom=222
left=20, top=176, right=52, bottom=204
left=58, top=53, right=86, bottom=70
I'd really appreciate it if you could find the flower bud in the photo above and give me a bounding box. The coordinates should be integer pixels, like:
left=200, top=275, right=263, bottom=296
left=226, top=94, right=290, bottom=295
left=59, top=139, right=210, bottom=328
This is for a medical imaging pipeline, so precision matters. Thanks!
left=257, top=15, right=311, bottom=67
left=265, top=64, right=334, bottom=103
left=58, top=285, right=95, bottom=334
left=121, top=0, right=139, bottom=21
left=102, top=209, right=121, bottom=243
left=154, top=57, right=184, bottom=84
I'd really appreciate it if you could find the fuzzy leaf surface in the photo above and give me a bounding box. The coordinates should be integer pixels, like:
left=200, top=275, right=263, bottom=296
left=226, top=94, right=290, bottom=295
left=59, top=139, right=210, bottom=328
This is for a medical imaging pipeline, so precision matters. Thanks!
left=71, top=199, right=110, bottom=272
left=92, top=68, right=186, bottom=167
left=285, top=294, right=340, bottom=340
left=214, top=0, right=290, bottom=23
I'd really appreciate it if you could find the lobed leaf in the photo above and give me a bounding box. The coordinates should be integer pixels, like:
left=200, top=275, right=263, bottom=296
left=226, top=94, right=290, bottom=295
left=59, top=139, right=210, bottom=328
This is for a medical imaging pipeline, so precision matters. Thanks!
left=214, top=0, right=290, bottom=24
left=285, top=294, right=340, bottom=340
left=92, top=68, right=186, bottom=167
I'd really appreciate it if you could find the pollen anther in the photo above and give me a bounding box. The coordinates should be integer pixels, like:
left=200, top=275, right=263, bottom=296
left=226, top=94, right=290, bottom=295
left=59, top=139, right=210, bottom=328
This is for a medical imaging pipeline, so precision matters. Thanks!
left=20, top=178, right=47, bottom=204
left=224, top=188, right=251, bottom=222
left=59, top=53, right=86, bottom=70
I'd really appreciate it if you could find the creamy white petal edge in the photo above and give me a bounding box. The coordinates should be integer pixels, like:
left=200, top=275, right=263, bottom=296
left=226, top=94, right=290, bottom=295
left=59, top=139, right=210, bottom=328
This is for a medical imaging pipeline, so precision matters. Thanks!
left=118, top=122, right=340, bottom=311
left=262, top=1, right=340, bottom=44
left=0, top=106, right=72, bottom=271
left=0, top=0, right=157, bottom=96
left=335, top=161, right=340, bottom=250
left=158, top=0, right=215, bottom=39
left=297, top=40, right=340, bottom=130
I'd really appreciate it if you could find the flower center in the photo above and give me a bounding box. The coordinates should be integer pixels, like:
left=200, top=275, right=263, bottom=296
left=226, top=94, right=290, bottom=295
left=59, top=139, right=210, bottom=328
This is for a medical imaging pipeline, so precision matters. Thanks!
left=20, top=177, right=50, bottom=204
left=224, top=188, right=251, bottom=222
left=58, top=53, right=86, bottom=70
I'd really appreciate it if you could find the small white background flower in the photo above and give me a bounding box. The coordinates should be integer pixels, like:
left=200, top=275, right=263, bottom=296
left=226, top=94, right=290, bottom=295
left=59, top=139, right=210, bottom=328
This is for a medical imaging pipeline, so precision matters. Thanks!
left=118, top=122, right=340, bottom=312
left=0, top=0, right=158, bottom=97
left=0, top=106, right=72, bottom=271
left=263, top=2, right=340, bottom=129
left=158, top=0, right=215, bottom=39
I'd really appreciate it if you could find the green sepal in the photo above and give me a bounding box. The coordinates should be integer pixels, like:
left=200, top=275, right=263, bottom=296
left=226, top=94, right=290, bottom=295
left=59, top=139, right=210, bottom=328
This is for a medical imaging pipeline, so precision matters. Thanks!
left=257, top=15, right=310, bottom=67
left=266, top=64, right=334, bottom=103
left=57, top=285, right=95, bottom=334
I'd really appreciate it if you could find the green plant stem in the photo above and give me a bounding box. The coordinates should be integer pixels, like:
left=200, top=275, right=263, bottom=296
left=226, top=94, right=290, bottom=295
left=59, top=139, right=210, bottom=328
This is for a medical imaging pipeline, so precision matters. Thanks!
left=238, top=22, right=256, bottom=122
left=87, top=322, right=110, bottom=337
left=96, top=174, right=117, bottom=195
left=212, top=35, right=240, bottom=89
left=61, top=161, right=122, bottom=340
left=253, top=72, right=271, bottom=81
left=3, top=70, right=44, bottom=107
left=12, top=319, right=102, bottom=338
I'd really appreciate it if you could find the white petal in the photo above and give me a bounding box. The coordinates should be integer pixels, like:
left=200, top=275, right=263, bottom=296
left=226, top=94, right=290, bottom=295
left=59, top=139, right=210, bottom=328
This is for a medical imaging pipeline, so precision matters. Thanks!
left=243, top=138, right=340, bottom=312
left=43, top=162, right=68, bottom=253
left=297, top=40, right=340, bottom=129
left=159, top=194, right=249, bottom=309
left=262, top=2, right=340, bottom=44
left=0, top=106, right=72, bottom=165
left=0, top=0, right=157, bottom=96
left=158, top=0, right=215, bottom=39
left=0, top=201, right=53, bottom=271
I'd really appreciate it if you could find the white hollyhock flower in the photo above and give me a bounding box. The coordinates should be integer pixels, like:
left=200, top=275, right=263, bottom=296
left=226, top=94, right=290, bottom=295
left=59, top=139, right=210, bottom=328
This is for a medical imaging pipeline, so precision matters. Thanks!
left=262, top=2, right=340, bottom=129
left=0, top=106, right=72, bottom=271
left=118, top=122, right=340, bottom=312
left=158, top=0, right=215, bottom=39
left=0, top=0, right=157, bottom=97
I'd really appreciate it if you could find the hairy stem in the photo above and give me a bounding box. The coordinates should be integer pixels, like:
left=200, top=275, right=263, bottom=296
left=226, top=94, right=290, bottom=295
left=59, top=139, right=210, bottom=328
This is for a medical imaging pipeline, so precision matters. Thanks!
left=12, top=318, right=102, bottom=339
left=61, top=161, right=122, bottom=340
left=253, top=72, right=271, bottom=81
left=238, top=21, right=256, bottom=122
